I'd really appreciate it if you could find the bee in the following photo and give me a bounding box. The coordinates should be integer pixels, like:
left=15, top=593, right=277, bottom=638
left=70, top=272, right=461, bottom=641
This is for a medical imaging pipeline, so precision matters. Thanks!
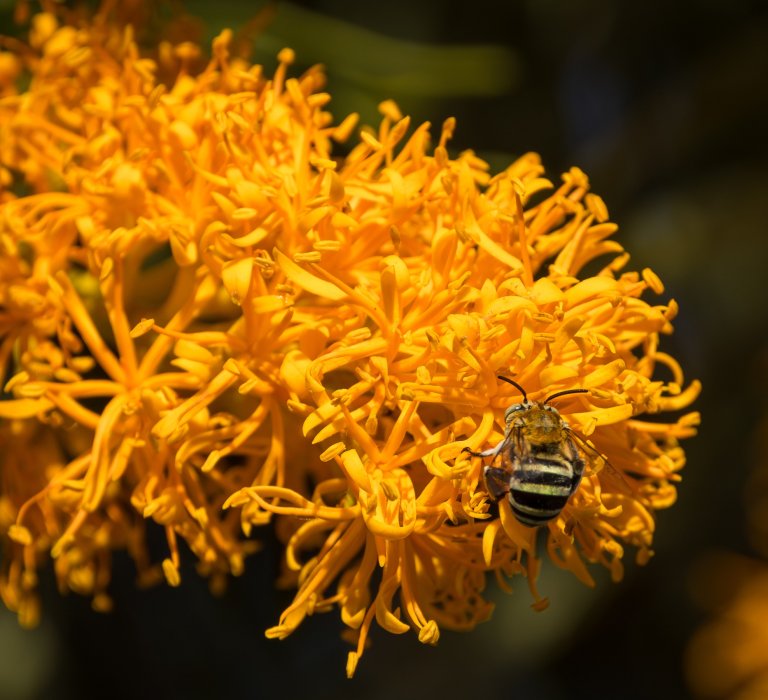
left=463, top=376, right=593, bottom=528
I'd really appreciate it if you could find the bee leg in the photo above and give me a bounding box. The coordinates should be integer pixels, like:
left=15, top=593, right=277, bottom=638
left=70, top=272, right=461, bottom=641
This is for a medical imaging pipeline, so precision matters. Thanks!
left=483, top=466, right=511, bottom=501
left=462, top=439, right=505, bottom=459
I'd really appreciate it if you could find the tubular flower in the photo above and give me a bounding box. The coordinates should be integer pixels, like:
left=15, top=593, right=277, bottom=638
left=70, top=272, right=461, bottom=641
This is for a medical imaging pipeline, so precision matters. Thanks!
left=0, top=7, right=699, bottom=675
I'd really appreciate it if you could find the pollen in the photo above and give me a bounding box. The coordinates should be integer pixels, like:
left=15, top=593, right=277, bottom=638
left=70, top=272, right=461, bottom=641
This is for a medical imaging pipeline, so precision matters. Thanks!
left=0, top=2, right=699, bottom=678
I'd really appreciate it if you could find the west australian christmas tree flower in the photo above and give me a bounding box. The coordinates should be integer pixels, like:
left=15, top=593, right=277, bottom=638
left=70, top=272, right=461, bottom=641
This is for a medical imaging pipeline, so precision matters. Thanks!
left=0, top=5, right=700, bottom=676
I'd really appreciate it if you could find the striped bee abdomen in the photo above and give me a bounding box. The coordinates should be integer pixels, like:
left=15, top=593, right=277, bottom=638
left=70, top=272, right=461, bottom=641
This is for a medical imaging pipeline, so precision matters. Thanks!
left=508, top=455, right=579, bottom=527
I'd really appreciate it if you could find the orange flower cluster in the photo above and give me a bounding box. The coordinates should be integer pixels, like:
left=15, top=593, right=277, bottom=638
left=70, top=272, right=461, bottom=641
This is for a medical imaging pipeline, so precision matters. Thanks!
left=0, top=7, right=699, bottom=676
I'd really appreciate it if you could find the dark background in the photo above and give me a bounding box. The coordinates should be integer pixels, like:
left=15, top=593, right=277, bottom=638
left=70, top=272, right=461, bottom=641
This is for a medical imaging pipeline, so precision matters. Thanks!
left=1, top=1, right=767, bottom=698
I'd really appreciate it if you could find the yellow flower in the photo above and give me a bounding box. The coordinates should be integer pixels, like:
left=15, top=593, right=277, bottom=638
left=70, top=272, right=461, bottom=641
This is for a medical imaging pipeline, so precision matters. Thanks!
left=0, top=5, right=699, bottom=676
left=686, top=555, right=768, bottom=699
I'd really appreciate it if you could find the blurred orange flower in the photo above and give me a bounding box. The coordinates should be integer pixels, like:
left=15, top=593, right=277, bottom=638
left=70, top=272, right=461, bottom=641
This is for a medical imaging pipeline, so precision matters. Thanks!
left=686, top=416, right=768, bottom=699
left=686, top=555, right=768, bottom=700
left=0, top=5, right=699, bottom=676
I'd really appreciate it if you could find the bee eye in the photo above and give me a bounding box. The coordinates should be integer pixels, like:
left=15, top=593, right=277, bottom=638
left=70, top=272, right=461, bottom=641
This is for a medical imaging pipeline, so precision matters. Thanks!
left=504, top=403, right=526, bottom=421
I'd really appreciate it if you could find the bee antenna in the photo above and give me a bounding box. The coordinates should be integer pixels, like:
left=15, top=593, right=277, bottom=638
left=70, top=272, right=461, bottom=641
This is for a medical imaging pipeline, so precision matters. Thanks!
left=543, top=388, right=589, bottom=405
left=497, top=375, right=527, bottom=402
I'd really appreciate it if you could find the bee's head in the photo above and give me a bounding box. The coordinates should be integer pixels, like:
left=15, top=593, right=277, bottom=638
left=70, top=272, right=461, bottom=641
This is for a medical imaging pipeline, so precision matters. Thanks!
left=496, top=376, right=589, bottom=441
left=523, top=404, right=565, bottom=442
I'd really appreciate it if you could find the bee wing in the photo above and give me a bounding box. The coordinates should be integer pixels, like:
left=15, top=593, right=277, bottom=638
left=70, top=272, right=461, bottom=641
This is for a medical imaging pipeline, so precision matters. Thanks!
left=482, top=430, right=521, bottom=501
left=567, top=430, right=636, bottom=496
left=498, top=427, right=526, bottom=469
left=483, top=466, right=511, bottom=500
